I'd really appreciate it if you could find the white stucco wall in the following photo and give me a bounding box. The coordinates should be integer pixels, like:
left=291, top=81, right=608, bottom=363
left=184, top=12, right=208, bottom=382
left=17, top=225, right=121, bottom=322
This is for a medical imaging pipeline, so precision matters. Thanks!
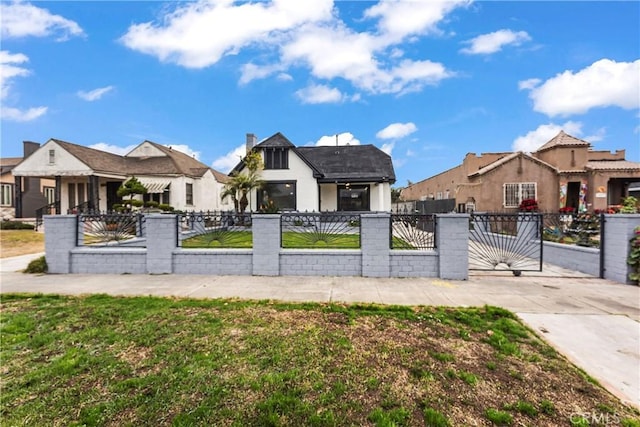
left=12, top=140, right=93, bottom=177
left=250, top=150, right=319, bottom=211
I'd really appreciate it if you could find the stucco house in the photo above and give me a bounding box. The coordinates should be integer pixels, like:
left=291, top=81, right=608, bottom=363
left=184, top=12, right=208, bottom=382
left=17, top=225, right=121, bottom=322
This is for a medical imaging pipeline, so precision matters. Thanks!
left=400, top=131, right=640, bottom=213
left=232, top=132, right=396, bottom=212
left=11, top=138, right=231, bottom=216
left=1, top=142, right=56, bottom=220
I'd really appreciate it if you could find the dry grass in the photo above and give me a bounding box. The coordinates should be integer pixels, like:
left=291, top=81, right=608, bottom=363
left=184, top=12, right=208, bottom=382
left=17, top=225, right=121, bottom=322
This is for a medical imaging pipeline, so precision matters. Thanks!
left=0, top=230, right=45, bottom=258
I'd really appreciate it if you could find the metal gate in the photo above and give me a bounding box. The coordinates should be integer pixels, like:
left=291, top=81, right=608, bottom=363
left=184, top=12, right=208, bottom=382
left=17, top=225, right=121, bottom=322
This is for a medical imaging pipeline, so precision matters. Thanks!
left=469, top=213, right=543, bottom=275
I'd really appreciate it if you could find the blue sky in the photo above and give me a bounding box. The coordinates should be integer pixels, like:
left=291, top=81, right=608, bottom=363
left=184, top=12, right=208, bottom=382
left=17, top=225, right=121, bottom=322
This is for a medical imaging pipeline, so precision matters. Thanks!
left=1, top=0, right=638, bottom=187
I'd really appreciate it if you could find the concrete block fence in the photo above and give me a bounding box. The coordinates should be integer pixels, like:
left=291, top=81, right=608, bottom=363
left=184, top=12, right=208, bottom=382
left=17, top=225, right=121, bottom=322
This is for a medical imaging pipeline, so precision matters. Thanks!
left=43, top=213, right=639, bottom=284
left=44, top=213, right=468, bottom=280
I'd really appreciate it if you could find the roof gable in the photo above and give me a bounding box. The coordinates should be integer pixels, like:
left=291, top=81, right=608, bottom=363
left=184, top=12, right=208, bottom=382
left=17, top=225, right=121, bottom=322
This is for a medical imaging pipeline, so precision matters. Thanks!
left=13, top=140, right=95, bottom=176
left=469, top=151, right=557, bottom=178
left=255, top=132, right=295, bottom=148
left=536, top=130, right=590, bottom=152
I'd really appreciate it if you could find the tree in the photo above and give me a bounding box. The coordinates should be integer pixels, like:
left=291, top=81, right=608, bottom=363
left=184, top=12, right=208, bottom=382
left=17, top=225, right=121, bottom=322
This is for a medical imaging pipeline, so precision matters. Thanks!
left=117, top=176, right=147, bottom=211
left=391, top=187, right=403, bottom=204
left=221, top=151, right=264, bottom=213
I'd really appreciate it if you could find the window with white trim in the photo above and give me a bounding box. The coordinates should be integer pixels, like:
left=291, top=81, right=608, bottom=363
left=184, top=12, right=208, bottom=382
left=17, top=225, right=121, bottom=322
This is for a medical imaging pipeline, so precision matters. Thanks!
left=503, top=182, right=537, bottom=208
left=1, top=183, right=13, bottom=206
left=44, top=186, right=55, bottom=204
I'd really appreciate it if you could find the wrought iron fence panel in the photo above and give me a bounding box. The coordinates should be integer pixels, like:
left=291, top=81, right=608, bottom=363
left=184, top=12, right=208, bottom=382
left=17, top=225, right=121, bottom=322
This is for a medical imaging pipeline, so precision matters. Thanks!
left=281, top=212, right=361, bottom=249
left=78, top=212, right=145, bottom=246
left=390, top=214, right=436, bottom=250
left=178, top=211, right=253, bottom=248
left=469, top=213, right=542, bottom=273
left=542, top=212, right=601, bottom=248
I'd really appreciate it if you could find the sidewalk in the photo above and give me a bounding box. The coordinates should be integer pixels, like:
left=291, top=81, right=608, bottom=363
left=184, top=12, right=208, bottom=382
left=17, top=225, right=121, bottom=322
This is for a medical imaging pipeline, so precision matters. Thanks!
left=1, top=253, right=639, bottom=408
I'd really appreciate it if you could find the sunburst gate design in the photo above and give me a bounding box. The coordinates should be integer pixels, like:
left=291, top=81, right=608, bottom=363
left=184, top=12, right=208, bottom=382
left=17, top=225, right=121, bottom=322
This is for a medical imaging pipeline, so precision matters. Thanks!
left=469, top=213, right=542, bottom=273
left=79, top=213, right=143, bottom=245
left=179, top=212, right=253, bottom=248
left=281, top=213, right=361, bottom=249
left=390, top=214, right=436, bottom=250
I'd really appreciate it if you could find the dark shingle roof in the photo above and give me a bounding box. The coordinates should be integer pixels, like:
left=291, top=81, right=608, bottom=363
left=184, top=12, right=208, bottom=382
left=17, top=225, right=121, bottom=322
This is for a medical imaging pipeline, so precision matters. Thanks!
left=296, top=145, right=395, bottom=183
left=255, top=132, right=295, bottom=148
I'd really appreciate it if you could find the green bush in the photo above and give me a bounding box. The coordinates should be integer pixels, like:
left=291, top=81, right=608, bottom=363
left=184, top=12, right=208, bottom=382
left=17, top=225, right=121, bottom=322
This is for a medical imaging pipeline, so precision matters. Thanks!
left=0, top=221, right=34, bottom=230
left=144, top=200, right=159, bottom=208
left=24, top=256, right=47, bottom=274
left=158, top=204, right=174, bottom=212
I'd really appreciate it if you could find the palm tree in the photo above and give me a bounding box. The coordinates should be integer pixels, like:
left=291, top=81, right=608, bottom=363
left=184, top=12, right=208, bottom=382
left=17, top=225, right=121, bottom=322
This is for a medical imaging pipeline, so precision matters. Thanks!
left=222, top=171, right=263, bottom=214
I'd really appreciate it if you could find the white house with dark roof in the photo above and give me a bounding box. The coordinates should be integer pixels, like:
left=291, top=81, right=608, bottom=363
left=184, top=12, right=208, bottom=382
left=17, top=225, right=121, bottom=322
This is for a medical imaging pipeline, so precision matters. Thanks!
left=232, top=132, right=396, bottom=212
left=11, top=138, right=231, bottom=215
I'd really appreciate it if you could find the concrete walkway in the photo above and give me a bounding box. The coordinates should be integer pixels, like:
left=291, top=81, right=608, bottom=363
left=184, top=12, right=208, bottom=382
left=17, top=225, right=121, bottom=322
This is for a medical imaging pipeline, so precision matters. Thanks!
left=1, top=253, right=639, bottom=409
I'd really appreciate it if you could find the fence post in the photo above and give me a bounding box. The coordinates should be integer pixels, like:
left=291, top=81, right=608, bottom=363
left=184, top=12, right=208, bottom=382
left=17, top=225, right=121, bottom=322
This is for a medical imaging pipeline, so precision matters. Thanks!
left=145, top=214, right=178, bottom=274
left=44, top=215, right=77, bottom=273
left=602, top=213, right=640, bottom=285
left=361, top=212, right=390, bottom=277
left=252, top=214, right=281, bottom=276
left=436, top=214, right=469, bottom=280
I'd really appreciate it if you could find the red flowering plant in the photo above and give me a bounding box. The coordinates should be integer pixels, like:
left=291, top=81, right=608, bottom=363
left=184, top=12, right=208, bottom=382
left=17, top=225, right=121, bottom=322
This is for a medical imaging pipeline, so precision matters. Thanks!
left=559, top=206, right=575, bottom=214
left=628, top=226, right=640, bottom=284
left=518, top=198, right=539, bottom=212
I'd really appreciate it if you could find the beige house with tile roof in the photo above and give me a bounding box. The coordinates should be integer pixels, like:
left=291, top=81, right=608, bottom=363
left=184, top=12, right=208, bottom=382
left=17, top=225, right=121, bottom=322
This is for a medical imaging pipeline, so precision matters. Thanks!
left=11, top=139, right=231, bottom=216
left=400, top=131, right=640, bottom=212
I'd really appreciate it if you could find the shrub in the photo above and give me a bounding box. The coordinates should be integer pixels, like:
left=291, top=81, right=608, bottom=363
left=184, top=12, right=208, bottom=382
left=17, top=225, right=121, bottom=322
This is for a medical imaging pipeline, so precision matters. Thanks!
left=485, top=408, right=512, bottom=425
left=628, top=226, right=640, bottom=284
left=620, top=196, right=638, bottom=214
left=158, top=204, right=174, bottom=212
left=24, top=256, right=47, bottom=274
left=144, top=200, right=159, bottom=208
left=518, top=198, right=538, bottom=212
left=0, top=221, right=34, bottom=230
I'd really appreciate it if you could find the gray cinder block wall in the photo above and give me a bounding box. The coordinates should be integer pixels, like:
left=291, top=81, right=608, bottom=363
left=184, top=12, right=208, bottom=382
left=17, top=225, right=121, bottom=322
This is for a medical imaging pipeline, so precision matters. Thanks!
left=602, top=214, right=640, bottom=285
left=437, top=214, right=469, bottom=280
left=44, top=215, right=77, bottom=273
left=252, top=214, right=281, bottom=276
left=361, top=213, right=391, bottom=277
left=146, top=214, right=177, bottom=274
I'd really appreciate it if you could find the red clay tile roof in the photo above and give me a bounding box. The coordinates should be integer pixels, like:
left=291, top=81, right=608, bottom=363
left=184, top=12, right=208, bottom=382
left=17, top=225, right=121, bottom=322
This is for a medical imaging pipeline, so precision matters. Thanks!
left=536, top=130, right=590, bottom=152
left=586, top=160, right=640, bottom=171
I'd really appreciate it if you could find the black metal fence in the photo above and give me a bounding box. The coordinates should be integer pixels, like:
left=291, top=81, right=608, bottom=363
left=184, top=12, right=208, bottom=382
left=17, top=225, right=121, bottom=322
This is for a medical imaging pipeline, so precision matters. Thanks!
left=77, top=212, right=145, bottom=246
left=281, top=212, right=361, bottom=249
left=178, top=211, right=253, bottom=248
left=390, top=213, right=436, bottom=250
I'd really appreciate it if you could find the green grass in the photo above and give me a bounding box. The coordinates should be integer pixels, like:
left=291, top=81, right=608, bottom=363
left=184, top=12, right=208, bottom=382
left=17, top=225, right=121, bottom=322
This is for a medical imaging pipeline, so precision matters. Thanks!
left=181, top=230, right=363, bottom=249
left=1, top=296, right=638, bottom=426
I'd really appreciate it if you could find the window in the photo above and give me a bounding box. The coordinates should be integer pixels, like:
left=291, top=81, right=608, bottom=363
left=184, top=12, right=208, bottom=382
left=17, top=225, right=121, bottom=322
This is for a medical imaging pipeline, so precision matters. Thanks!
left=48, top=149, right=55, bottom=164
left=338, top=185, right=369, bottom=211
left=503, top=182, right=537, bottom=208
left=258, top=181, right=296, bottom=211
left=1, top=184, right=13, bottom=206
left=44, top=186, right=55, bottom=204
left=436, top=191, right=443, bottom=200
left=264, top=148, right=288, bottom=169
left=186, top=183, right=193, bottom=205
left=143, top=187, right=170, bottom=205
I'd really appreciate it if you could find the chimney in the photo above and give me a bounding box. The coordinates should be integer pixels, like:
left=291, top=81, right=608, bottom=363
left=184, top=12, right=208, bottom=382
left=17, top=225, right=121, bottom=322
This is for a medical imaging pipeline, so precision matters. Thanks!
left=246, top=133, right=257, bottom=154
left=23, top=141, right=41, bottom=158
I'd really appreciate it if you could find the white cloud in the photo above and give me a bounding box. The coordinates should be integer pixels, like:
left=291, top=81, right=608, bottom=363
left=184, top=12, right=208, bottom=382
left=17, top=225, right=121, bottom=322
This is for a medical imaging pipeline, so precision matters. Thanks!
left=376, top=122, right=417, bottom=140
left=120, top=0, right=464, bottom=98
left=315, top=132, right=361, bottom=146
left=212, top=144, right=246, bottom=173
left=511, top=121, right=584, bottom=152
left=120, top=0, right=334, bottom=69
left=460, top=29, right=531, bottom=55
left=77, top=86, right=114, bottom=102
left=522, top=59, right=640, bottom=117
left=518, top=78, right=540, bottom=91
left=364, top=0, right=470, bottom=41
left=90, top=143, right=138, bottom=156
left=380, top=142, right=395, bottom=155
left=295, top=84, right=345, bottom=104
left=1, top=1, right=84, bottom=41
left=0, top=50, right=47, bottom=122
left=1, top=106, right=47, bottom=122
left=167, top=144, right=201, bottom=160
left=0, top=50, right=30, bottom=99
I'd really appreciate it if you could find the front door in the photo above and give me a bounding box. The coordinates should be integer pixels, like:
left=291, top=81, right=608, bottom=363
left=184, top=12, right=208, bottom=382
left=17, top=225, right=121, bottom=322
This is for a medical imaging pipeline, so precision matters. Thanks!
left=106, top=181, right=123, bottom=211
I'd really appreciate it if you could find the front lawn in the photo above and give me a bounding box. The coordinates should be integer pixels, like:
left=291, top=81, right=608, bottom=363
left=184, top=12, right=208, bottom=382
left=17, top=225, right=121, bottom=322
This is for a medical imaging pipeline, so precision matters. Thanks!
left=0, top=230, right=44, bottom=258
left=1, top=294, right=638, bottom=426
